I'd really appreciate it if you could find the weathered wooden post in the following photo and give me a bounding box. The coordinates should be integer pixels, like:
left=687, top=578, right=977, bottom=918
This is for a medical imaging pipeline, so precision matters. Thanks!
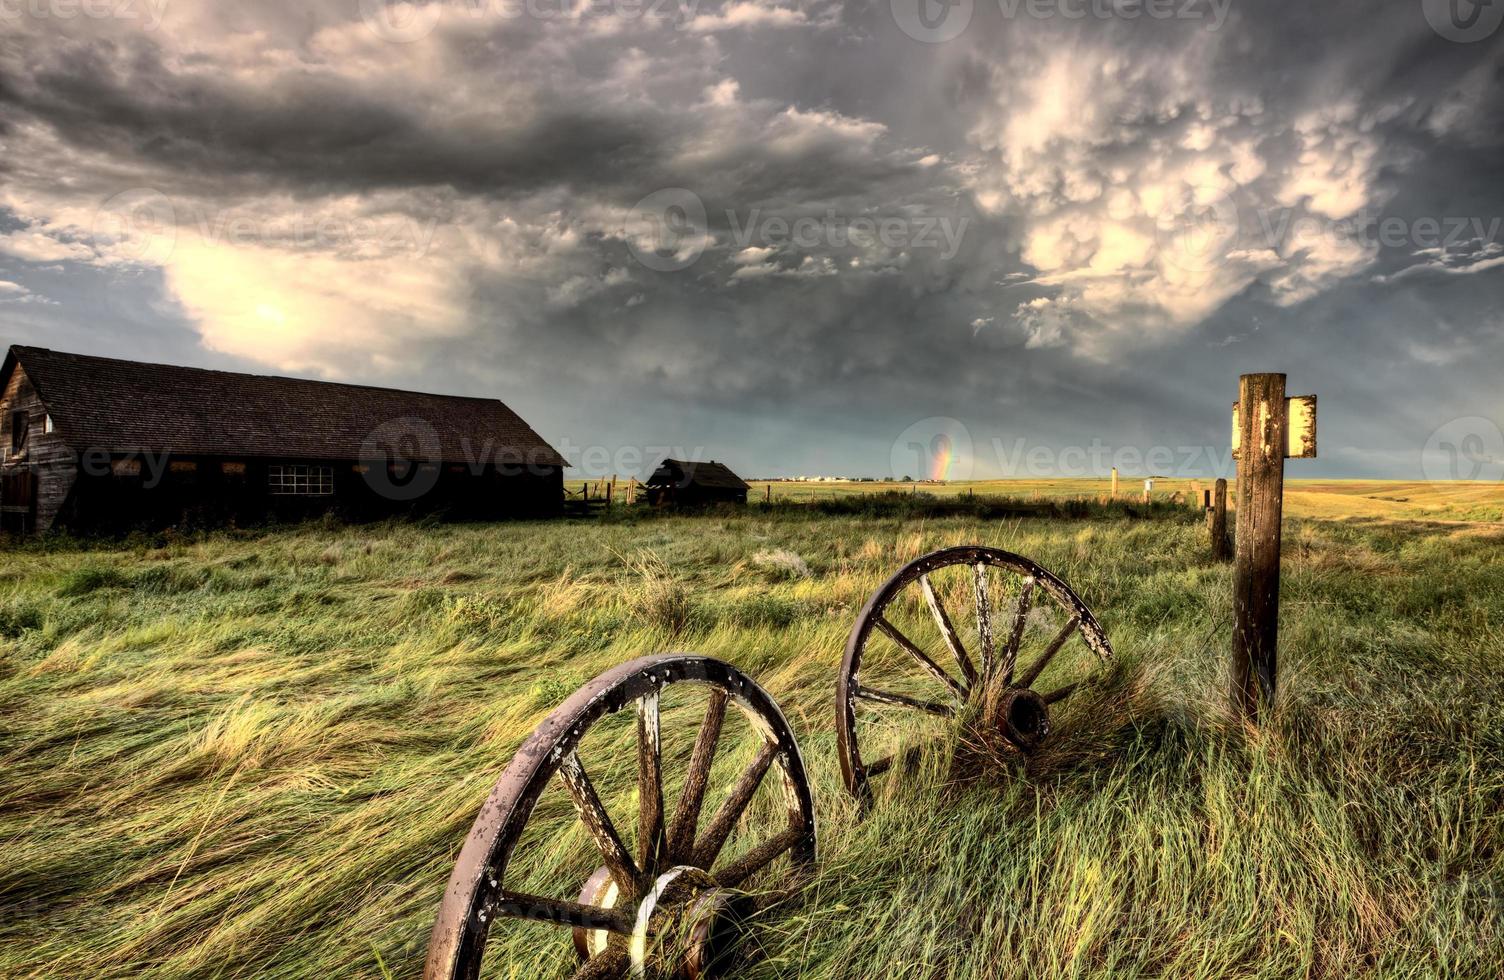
left=1229, top=374, right=1316, bottom=720
left=1110, top=467, right=1118, bottom=498
left=1209, top=477, right=1230, bottom=560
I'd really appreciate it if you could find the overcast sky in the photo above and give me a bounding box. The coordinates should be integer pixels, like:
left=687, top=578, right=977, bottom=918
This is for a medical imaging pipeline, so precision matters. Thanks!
left=2, top=0, right=1501, bottom=480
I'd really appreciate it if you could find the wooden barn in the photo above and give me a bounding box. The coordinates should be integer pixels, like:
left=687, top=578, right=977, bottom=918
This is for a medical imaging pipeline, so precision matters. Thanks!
left=0, top=346, right=566, bottom=534
left=643, top=458, right=750, bottom=507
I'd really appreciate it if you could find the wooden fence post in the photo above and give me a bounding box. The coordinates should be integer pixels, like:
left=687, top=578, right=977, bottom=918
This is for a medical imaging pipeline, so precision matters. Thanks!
left=1229, top=373, right=1316, bottom=721
left=1209, top=477, right=1230, bottom=561
left=1110, top=467, right=1118, bottom=498
left=1231, top=373, right=1286, bottom=719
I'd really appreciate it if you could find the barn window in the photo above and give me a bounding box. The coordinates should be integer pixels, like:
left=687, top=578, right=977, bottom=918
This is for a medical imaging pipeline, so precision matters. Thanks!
left=221, top=462, right=246, bottom=476
left=9, top=411, right=26, bottom=452
left=113, top=459, right=142, bottom=477
left=268, top=464, right=334, bottom=496
left=170, top=460, right=198, bottom=474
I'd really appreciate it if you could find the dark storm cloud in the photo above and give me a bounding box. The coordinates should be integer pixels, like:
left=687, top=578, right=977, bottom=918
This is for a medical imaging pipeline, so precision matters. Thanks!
left=0, top=0, right=1501, bottom=479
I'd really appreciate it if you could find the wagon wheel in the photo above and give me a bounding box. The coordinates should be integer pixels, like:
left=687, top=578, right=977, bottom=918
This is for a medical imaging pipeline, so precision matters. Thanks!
left=836, top=546, right=1114, bottom=805
left=427, top=654, right=817, bottom=980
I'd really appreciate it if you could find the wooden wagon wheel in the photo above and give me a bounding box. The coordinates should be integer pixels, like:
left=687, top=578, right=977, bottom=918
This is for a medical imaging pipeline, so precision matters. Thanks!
left=427, top=654, right=817, bottom=980
left=836, top=546, right=1114, bottom=805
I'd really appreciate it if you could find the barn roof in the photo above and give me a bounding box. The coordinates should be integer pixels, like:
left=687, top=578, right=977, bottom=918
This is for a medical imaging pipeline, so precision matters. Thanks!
left=646, top=458, right=750, bottom=491
left=3, top=346, right=567, bottom=467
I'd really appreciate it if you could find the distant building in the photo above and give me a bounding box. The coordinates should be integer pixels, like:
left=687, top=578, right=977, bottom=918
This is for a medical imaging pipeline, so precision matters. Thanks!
left=643, top=458, right=749, bottom=507
left=0, top=346, right=566, bottom=534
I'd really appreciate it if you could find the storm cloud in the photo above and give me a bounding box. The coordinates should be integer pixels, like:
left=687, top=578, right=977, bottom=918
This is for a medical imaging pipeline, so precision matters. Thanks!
left=1, top=0, right=1501, bottom=480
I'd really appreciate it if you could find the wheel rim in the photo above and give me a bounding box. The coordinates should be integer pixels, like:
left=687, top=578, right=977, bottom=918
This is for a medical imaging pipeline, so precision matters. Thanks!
left=427, top=654, right=816, bottom=980
left=836, top=546, right=1114, bottom=805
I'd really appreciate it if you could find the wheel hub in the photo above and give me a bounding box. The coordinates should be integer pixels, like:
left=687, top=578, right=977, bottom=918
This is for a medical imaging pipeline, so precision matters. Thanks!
left=982, top=686, right=1051, bottom=752
left=577, top=866, right=753, bottom=979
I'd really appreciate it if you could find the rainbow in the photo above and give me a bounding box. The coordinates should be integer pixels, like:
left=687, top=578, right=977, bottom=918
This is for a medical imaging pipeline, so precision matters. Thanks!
left=929, top=433, right=954, bottom=482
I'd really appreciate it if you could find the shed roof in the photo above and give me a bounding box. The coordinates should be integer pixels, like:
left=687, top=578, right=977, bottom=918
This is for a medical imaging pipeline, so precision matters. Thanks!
left=646, top=458, right=750, bottom=491
left=3, top=346, right=567, bottom=467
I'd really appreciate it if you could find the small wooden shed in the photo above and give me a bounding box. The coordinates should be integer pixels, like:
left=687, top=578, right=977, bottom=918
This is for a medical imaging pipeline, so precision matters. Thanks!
left=643, top=459, right=750, bottom=507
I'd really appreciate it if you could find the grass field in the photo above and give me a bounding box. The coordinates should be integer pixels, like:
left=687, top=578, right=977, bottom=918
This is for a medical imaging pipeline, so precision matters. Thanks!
left=2, top=484, right=1502, bottom=979
left=575, top=478, right=1504, bottom=524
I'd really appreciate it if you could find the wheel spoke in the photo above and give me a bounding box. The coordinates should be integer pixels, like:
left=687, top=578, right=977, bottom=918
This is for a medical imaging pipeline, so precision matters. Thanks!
left=557, top=751, right=642, bottom=897
left=495, top=891, right=635, bottom=935
left=693, top=740, right=780, bottom=870
left=667, top=689, right=728, bottom=864
left=854, top=684, right=953, bottom=717
left=973, top=563, right=995, bottom=677
left=861, top=742, right=927, bottom=779
left=715, top=826, right=807, bottom=888
left=636, top=692, right=665, bottom=875
left=874, top=616, right=967, bottom=702
left=1041, top=680, right=1081, bottom=704
left=1015, top=615, right=1079, bottom=690
left=920, top=574, right=976, bottom=686
left=998, top=577, right=1036, bottom=685
left=571, top=948, right=630, bottom=980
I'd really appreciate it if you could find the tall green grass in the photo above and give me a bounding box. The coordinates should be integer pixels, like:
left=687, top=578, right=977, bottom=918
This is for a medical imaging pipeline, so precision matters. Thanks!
left=0, top=509, right=1500, bottom=978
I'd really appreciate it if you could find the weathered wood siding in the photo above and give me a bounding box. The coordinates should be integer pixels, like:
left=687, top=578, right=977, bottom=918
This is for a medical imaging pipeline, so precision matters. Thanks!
left=0, top=364, right=78, bottom=533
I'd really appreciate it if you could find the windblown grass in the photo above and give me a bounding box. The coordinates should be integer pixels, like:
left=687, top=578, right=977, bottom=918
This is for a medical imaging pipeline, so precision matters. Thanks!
left=0, top=506, right=1500, bottom=978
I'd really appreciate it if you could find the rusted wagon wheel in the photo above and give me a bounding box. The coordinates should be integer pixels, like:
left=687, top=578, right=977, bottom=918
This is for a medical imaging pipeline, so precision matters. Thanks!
left=836, top=546, right=1114, bottom=805
left=427, top=654, right=817, bottom=980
